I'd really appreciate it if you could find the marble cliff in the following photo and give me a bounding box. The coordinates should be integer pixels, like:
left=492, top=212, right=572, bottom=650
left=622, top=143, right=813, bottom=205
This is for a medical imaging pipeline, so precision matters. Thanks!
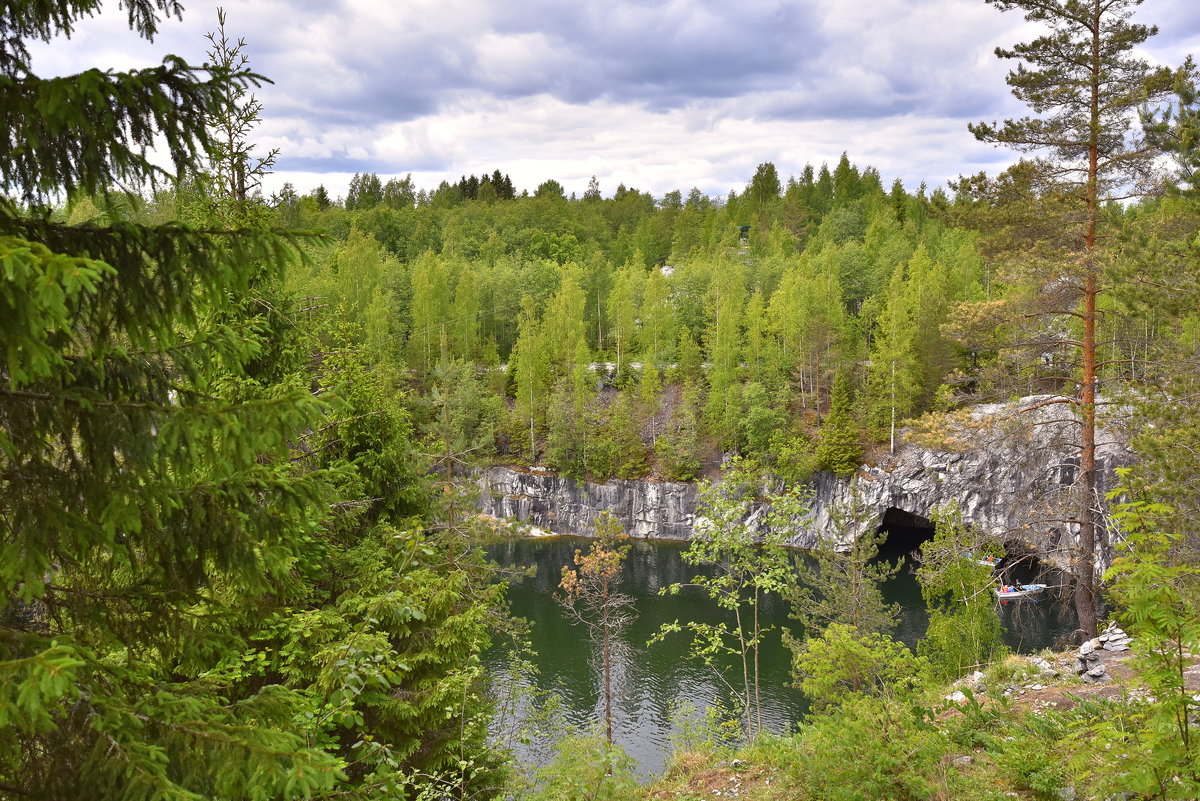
left=474, top=395, right=1131, bottom=573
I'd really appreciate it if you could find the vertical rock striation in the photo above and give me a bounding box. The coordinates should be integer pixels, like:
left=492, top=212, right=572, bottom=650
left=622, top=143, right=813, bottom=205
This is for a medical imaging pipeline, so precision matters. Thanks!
left=474, top=396, right=1131, bottom=573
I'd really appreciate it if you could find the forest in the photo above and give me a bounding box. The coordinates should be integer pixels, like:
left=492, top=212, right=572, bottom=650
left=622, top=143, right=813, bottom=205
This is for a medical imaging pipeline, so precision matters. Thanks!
left=3, top=0, right=1200, bottom=799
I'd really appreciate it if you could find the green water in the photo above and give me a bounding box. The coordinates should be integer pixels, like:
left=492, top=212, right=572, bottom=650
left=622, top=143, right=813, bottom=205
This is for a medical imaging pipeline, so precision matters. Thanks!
left=485, top=535, right=1076, bottom=778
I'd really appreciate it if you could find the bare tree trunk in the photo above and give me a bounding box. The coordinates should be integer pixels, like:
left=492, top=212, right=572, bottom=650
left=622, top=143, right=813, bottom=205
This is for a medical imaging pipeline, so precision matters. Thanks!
left=1076, top=276, right=1099, bottom=639
left=753, top=586, right=762, bottom=737
left=1075, top=4, right=1101, bottom=639
left=734, top=604, right=752, bottom=736
left=603, top=619, right=613, bottom=746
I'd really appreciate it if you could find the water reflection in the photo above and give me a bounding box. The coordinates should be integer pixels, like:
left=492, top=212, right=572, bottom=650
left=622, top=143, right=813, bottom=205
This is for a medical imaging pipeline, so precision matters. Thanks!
left=486, top=535, right=1076, bottom=778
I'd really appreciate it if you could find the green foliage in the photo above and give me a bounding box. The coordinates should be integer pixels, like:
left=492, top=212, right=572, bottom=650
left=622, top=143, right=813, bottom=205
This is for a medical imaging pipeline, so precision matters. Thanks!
left=183, top=9, right=278, bottom=228
left=557, top=512, right=636, bottom=744
left=1076, top=500, right=1200, bottom=798
left=991, top=712, right=1071, bottom=801
left=1, top=8, right=508, bottom=799
left=654, top=381, right=704, bottom=481
left=510, top=295, right=551, bottom=460
left=814, top=369, right=863, bottom=475
left=790, top=623, right=929, bottom=712
left=966, top=0, right=1179, bottom=638
left=783, top=694, right=965, bottom=801
left=739, top=381, right=784, bottom=461
left=590, top=390, right=648, bottom=480
left=786, top=492, right=899, bottom=639
left=526, top=732, right=640, bottom=801
left=0, top=16, right=350, bottom=799
left=653, top=459, right=807, bottom=737
left=916, top=503, right=1006, bottom=680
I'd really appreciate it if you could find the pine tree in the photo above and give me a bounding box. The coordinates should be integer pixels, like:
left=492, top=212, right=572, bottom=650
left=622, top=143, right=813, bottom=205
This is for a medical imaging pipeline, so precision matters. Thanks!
left=969, top=0, right=1176, bottom=637
left=557, top=512, right=636, bottom=745
left=786, top=490, right=899, bottom=640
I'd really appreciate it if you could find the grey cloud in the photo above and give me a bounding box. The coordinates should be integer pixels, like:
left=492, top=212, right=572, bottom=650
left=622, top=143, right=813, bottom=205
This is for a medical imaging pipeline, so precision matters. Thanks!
left=276, top=154, right=445, bottom=174
left=248, top=0, right=830, bottom=124
left=246, top=0, right=1024, bottom=131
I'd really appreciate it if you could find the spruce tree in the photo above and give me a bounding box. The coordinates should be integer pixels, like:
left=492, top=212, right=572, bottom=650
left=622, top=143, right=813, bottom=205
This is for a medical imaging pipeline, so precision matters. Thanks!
left=815, top=369, right=864, bottom=476
left=1, top=3, right=344, bottom=796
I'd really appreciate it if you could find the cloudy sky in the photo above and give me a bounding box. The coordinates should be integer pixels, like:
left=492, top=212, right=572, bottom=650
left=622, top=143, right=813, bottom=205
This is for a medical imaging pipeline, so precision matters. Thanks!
left=28, top=0, right=1200, bottom=201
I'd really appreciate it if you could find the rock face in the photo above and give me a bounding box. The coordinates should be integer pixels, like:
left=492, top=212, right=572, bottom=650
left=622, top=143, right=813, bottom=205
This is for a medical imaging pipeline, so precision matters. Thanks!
left=474, top=466, right=701, bottom=541
left=474, top=395, right=1131, bottom=573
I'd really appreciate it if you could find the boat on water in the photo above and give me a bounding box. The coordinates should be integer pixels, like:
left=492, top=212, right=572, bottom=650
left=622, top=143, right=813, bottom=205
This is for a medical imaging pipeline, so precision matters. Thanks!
left=996, top=583, right=1046, bottom=600
left=977, top=555, right=1003, bottom=568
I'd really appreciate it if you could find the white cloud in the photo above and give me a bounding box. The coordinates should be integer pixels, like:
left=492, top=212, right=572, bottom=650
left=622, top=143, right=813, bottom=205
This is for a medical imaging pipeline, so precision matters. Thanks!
left=23, top=0, right=1200, bottom=201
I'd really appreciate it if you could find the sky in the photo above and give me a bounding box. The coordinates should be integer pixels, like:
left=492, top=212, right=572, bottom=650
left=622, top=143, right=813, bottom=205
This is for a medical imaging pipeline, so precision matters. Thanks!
left=26, top=0, right=1200, bottom=202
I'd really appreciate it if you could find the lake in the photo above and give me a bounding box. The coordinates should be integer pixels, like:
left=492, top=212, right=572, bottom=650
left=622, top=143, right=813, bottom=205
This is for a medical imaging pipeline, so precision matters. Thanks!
left=484, top=534, right=1077, bottom=778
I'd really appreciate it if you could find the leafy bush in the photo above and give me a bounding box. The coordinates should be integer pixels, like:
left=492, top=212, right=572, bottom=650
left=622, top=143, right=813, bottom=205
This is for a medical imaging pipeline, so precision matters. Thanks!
left=791, top=624, right=929, bottom=712
left=526, top=732, right=640, bottom=801
left=785, top=695, right=997, bottom=801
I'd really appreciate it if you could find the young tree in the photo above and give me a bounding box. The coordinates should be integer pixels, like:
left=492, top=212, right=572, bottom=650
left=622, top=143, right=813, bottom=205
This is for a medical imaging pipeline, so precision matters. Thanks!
left=768, top=250, right=845, bottom=414
left=866, top=257, right=920, bottom=452
left=543, top=262, right=589, bottom=376
left=509, top=295, right=551, bottom=461
left=968, top=0, right=1175, bottom=637
left=590, top=390, right=647, bottom=480
left=654, top=381, right=704, bottom=481
left=791, top=624, right=927, bottom=713
left=557, top=512, right=637, bottom=746
left=786, top=493, right=899, bottom=640
left=408, top=250, right=452, bottom=375
left=704, top=260, right=745, bottom=447
left=654, top=459, right=807, bottom=737
left=188, top=8, right=278, bottom=226
left=451, top=261, right=481, bottom=360
left=814, top=369, right=864, bottom=476
left=639, top=267, right=674, bottom=369
left=607, top=260, right=642, bottom=377
left=915, top=503, right=1006, bottom=680
left=1084, top=500, right=1200, bottom=798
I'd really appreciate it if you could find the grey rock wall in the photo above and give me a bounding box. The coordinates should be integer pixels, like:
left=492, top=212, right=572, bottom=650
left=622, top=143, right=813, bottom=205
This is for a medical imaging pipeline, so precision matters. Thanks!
left=474, top=395, right=1131, bottom=574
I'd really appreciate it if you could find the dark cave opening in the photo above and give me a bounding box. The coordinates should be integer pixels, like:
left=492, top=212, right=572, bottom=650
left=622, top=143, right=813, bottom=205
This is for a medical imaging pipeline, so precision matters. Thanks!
left=876, top=506, right=936, bottom=558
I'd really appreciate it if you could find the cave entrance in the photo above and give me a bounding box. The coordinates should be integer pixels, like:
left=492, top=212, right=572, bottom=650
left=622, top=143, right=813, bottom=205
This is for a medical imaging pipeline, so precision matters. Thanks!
left=876, top=507, right=936, bottom=558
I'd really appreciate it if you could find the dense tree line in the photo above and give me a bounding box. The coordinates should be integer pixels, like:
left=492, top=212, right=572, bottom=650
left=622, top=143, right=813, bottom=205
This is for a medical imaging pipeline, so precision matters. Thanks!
left=5, top=0, right=1200, bottom=797
left=280, top=151, right=991, bottom=490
